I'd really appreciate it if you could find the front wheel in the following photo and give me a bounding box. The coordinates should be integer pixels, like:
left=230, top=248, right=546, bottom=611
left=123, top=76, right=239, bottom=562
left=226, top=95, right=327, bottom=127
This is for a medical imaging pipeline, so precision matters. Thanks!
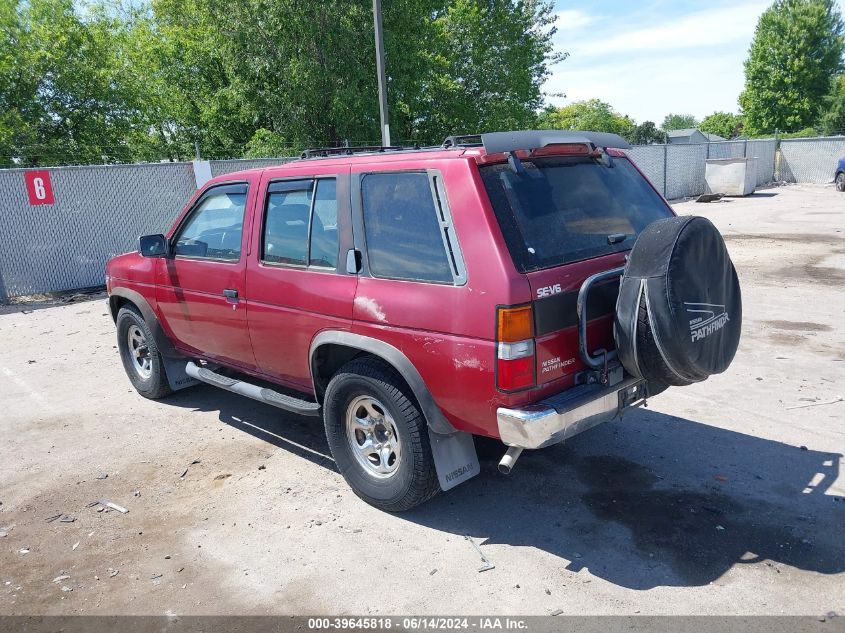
left=836, top=172, right=845, bottom=192
left=323, top=358, right=440, bottom=512
left=116, top=305, right=172, bottom=399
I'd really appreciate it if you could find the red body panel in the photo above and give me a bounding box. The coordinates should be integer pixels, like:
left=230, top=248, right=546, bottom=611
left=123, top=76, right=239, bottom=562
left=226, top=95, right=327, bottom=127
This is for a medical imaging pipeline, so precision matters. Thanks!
left=106, top=147, right=674, bottom=439
left=154, top=171, right=261, bottom=369
left=347, top=157, right=530, bottom=434
left=155, top=257, right=257, bottom=368
left=245, top=164, right=357, bottom=390
left=526, top=251, right=627, bottom=386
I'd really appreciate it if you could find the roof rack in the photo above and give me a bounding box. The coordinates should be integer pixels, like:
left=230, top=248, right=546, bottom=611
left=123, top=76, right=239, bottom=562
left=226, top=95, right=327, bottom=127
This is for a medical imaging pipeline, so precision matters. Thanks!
left=442, top=134, right=483, bottom=149
left=300, top=145, right=413, bottom=160
left=298, top=130, right=630, bottom=161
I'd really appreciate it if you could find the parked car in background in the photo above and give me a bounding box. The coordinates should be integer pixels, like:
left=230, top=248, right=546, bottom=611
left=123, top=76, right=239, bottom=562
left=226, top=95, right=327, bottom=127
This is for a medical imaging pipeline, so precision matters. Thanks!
left=105, top=130, right=742, bottom=511
left=835, top=156, right=845, bottom=191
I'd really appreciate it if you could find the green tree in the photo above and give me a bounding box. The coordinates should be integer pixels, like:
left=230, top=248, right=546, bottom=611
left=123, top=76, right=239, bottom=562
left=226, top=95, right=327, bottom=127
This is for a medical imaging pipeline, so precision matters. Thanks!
left=630, top=121, right=668, bottom=145
left=415, top=0, right=563, bottom=141
left=123, top=0, right=262, bottom=160
left=699, top=112, right=744, bottom=139
left=779, top=126, right=819, bottom=138
left=0, top=1, right=26, bottom=166
left=538, top=99, right=636, bottom=140
left=661, top=113, right=699, bottom=131
left=243, top=129, right=301, bottom=158
left=740, top=0, right=844, bottom=135
left=136, top=0, right=562, bottom=157
left=2, top=0, right=563, bottom=165
left=818, top=74, right=845, bottom=134
left=0, top=0, right=143, bottom=167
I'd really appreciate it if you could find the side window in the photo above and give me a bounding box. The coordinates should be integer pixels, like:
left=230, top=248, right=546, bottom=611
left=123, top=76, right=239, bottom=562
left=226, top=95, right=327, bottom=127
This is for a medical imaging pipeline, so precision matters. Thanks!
left=309, top=179, right=339, bottom=268
left=262, top=178, right=338, bottom=268
left=174, top=187, right=247, bottom=261
left=263, top=183, right=313, bottom=265
left=361, top=172, right=453, bottom=283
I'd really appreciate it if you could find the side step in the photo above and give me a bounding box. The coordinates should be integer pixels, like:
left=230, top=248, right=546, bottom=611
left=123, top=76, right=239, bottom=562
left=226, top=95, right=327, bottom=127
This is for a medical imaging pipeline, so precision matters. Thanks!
left=185, top=361, right=321, bottom=417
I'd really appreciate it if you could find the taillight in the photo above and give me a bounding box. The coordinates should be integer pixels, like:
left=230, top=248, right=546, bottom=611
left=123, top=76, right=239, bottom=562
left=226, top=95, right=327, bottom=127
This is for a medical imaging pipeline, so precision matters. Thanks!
left=497, top=305, right=532, bottom=341
left=496, top=306, right=536, bottom=392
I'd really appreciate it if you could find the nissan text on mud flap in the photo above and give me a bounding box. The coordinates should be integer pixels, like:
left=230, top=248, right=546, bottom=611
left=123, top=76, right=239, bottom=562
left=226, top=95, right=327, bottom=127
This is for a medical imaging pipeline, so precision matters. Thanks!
left=106, top=130, right=742, bottom=511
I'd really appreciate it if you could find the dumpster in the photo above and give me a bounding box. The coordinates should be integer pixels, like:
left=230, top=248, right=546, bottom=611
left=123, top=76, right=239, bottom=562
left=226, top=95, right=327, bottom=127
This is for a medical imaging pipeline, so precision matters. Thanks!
left=705, top=157, right=758, bottom=196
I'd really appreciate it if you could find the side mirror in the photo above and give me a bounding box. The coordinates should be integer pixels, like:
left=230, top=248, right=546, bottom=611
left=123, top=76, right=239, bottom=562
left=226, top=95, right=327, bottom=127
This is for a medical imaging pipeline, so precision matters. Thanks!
left=138, top=234, right=169, bottom=258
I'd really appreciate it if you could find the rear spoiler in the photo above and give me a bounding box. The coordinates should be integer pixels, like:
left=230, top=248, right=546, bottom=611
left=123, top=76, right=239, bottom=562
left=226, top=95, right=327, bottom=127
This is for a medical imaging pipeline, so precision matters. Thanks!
left=480, top=130, right=631, bottom=154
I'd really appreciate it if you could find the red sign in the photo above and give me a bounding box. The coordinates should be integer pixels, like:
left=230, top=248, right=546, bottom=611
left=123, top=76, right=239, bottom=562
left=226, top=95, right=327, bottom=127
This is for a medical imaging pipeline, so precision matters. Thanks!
left=24, top=170, right=55, bottom=205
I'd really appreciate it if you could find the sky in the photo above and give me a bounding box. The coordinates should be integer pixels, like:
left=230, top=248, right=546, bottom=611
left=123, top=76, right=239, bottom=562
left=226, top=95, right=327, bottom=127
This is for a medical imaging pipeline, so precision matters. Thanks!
left=545, top=0, right=845, bottom=125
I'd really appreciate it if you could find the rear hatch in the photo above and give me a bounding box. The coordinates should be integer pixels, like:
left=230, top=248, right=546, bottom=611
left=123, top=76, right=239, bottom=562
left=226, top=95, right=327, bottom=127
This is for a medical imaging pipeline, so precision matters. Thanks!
left=478, top=149, right=673, bottom=388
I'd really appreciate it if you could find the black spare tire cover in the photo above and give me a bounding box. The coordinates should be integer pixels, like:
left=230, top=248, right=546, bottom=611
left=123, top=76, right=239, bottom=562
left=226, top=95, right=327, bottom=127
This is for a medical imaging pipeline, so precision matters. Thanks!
left=614, top=216, right=741, bottom=386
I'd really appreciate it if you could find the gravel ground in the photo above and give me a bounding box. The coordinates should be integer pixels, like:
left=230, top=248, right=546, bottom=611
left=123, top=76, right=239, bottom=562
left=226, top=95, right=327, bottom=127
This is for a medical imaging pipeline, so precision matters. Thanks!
left=0, top=183, right=843, bottom=616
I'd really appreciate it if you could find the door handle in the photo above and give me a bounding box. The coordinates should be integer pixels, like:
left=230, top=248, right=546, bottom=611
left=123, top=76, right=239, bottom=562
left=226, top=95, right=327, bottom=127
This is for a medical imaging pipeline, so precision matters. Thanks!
left=346, top=249, right=362, bottom=274
left=223, top=288, right=239, bottom=301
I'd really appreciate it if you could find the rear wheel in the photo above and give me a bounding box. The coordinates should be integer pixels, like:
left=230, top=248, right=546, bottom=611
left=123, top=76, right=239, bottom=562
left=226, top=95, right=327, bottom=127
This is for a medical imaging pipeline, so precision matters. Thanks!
left=323, top=358, right=440, bottom=512
left=116, top=305, right=172, bottom=399
left=836, top=172, right=845, bottom=192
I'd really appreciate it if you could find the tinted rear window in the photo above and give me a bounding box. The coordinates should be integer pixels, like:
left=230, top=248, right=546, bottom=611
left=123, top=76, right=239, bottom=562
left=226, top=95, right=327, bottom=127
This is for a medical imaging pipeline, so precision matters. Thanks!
left=480, top=156, right=672, bottom=272
left=361, top=172, right=453, bottom=283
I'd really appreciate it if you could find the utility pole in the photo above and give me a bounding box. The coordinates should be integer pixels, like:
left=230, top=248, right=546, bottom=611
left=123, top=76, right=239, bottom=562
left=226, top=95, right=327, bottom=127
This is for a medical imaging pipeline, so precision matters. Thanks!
left=372, top=0, right=391, bottom=147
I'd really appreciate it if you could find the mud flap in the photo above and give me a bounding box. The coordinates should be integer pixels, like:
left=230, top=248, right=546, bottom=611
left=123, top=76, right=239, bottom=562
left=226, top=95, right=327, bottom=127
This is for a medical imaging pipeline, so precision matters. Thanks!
left=163, top=357, right=200, bottom=391
left=428, top=429, right=479, bottom=491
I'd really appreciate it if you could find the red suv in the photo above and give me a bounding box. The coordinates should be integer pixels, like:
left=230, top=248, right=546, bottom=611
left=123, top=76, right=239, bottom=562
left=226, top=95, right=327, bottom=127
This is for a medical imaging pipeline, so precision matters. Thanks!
left=107, top=131, right=741, bottom=511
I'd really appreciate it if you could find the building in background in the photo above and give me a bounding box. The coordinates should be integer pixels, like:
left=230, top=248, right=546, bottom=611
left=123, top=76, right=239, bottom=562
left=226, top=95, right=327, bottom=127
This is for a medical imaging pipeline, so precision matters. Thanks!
left=667, top=128, right=726, bottom=144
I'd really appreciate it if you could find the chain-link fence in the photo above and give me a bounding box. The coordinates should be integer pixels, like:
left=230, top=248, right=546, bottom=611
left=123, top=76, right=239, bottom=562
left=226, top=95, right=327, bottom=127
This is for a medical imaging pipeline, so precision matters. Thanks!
left=707, top=140, right=747, bottom=160
left=0, top=158, right=297, bottom=299
left=0, top=162, right=196, bottom=299
left=666, top=143, right=710, bottom=199
left=747, top=139, right=777, bottom=186
left=0, top=137, right=840, bottom=300
left=625, top=145, right=665, bottom=196
left=209, top=157, right=296, bottom=177
left=624, top=138, right=779, bottom=200
left=777, top=137, right=845, bottom=183
left=627, top=138, right=778, bottom=200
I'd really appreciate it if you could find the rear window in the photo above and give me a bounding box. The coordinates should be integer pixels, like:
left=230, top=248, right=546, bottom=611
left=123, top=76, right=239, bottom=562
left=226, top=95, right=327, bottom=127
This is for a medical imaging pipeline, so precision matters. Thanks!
left=480, top=155, right=672, bottom=272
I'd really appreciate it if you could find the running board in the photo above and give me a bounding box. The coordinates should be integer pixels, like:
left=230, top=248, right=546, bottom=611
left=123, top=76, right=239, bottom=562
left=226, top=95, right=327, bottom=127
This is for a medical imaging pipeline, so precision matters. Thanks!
left=185, top=361, right=321, bottom=417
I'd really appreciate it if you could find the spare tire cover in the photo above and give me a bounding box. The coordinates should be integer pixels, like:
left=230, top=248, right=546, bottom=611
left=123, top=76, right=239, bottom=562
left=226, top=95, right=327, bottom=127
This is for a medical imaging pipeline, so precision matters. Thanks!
left=614, top=215, right=741, bottom=386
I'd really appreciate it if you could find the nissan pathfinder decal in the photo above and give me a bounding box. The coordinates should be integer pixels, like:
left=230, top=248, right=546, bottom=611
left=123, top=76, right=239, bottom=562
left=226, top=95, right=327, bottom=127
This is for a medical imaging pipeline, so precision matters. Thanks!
left=685, top=302, right=730, bottom=342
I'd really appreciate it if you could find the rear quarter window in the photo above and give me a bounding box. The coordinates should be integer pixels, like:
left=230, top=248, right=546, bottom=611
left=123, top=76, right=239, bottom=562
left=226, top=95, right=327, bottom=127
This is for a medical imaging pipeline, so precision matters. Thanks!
left=361, top=172, right=454, bottom=283
left=480, top=155, right=673, bottom=272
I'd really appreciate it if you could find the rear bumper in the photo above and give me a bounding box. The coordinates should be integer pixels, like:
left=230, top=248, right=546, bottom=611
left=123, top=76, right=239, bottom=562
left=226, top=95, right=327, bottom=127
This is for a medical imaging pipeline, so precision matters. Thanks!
left=496, top=376, right=646, bottom=449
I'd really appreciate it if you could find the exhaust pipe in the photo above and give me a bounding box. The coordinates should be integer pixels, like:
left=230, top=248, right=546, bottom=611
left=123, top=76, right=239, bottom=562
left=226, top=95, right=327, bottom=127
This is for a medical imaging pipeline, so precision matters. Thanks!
left=498, top=446, right=523, bottom=475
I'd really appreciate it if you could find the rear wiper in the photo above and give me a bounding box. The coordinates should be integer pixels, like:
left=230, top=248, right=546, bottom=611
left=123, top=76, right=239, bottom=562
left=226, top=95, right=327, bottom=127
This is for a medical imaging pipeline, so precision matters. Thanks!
left=597, top=147, right=614, bottom=168
left=506, top=151, right=526, bottom=176
left=607, top=233, right=629, bottom=245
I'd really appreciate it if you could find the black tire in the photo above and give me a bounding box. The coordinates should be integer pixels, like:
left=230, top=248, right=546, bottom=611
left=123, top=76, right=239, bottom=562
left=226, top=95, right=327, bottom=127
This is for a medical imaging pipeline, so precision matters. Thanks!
left=836, top=172, right=845, bottom=192
left=614, top=216, right=742, bottom=386
left=635, top=292, right=689, bottom=387
left=323, top=358, right=440, bottom=512
left=116, top=305, right=172, bottom=399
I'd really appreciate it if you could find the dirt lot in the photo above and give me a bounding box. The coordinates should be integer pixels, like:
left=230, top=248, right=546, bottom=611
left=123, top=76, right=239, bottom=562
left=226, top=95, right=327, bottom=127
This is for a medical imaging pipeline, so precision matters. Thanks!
left=0, top=184, right=843, bottom=616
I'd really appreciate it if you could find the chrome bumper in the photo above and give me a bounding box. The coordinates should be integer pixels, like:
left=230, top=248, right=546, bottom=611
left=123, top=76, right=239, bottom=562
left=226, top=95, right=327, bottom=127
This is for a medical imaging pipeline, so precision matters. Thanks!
left=496, top=377, right=646, bottom=450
